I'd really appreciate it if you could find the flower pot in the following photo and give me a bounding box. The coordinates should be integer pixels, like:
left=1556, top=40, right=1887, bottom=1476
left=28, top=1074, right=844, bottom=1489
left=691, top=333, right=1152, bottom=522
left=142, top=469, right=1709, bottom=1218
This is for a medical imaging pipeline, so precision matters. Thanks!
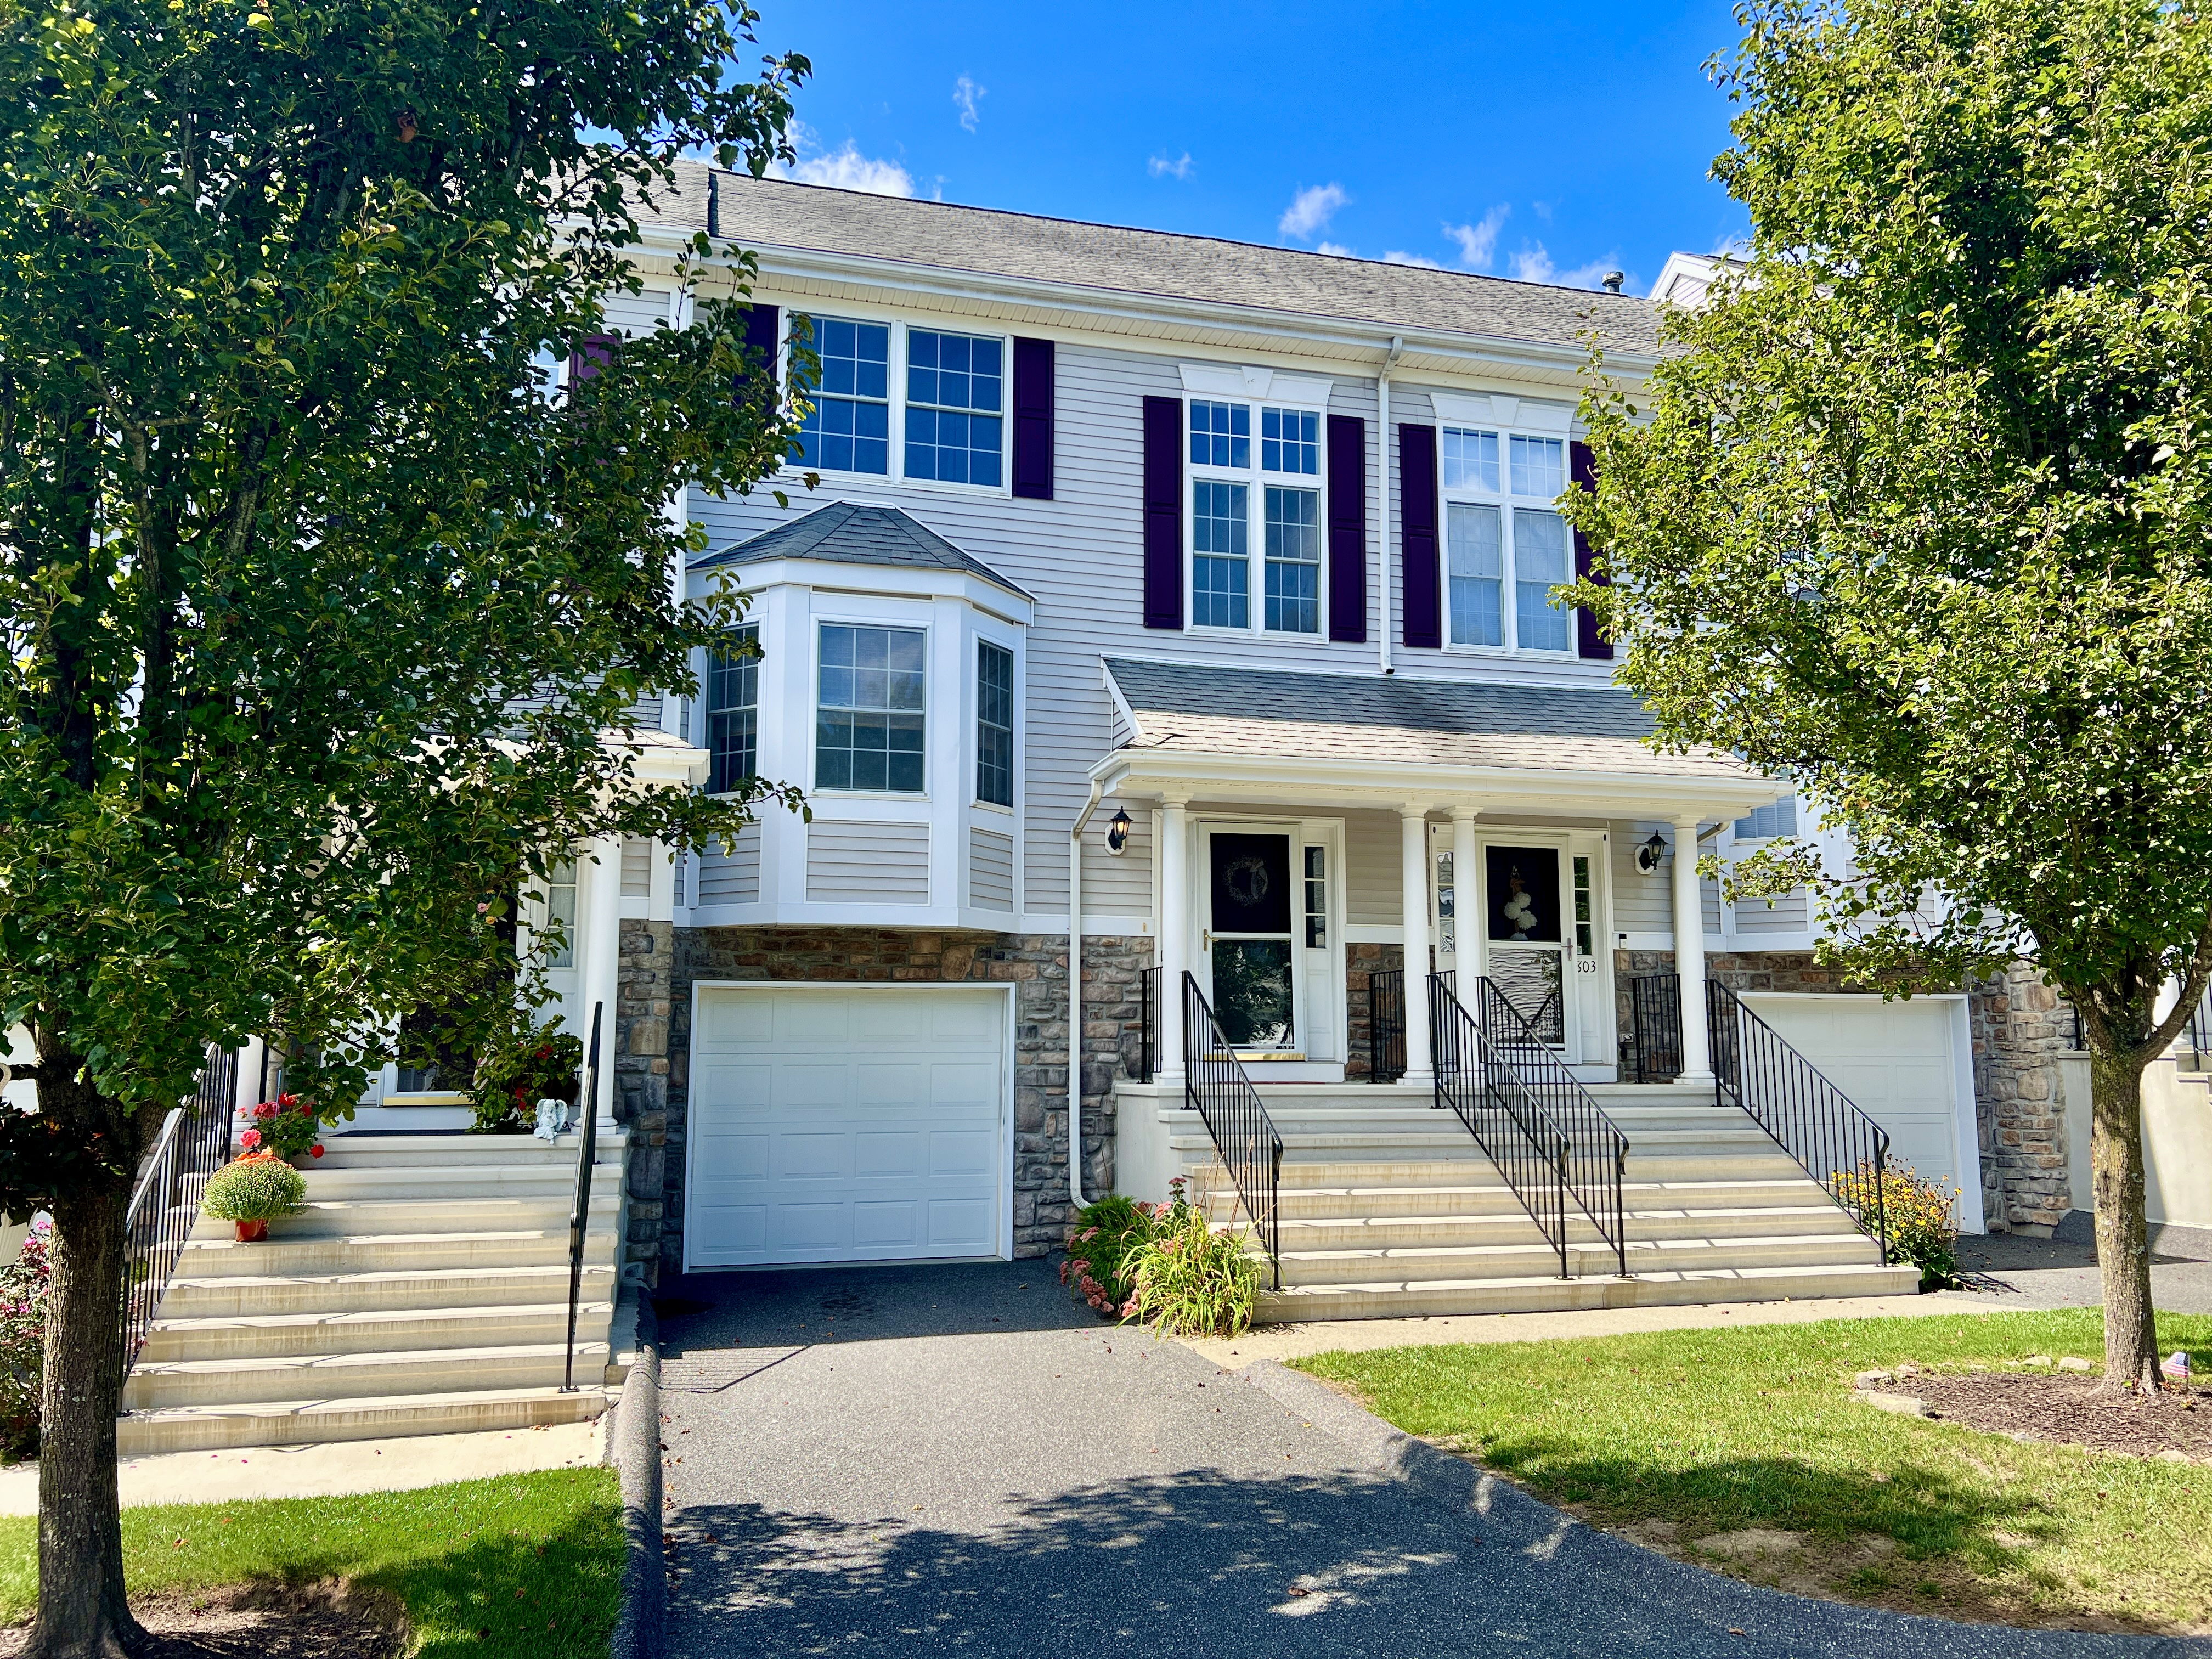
left=233, top=1219, right=268, bottom=1243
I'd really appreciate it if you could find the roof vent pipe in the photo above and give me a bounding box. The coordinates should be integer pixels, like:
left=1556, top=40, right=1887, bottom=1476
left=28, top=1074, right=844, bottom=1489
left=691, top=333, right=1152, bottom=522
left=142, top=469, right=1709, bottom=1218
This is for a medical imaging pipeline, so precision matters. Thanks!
left=1601, top=270, right=1625, bottom=295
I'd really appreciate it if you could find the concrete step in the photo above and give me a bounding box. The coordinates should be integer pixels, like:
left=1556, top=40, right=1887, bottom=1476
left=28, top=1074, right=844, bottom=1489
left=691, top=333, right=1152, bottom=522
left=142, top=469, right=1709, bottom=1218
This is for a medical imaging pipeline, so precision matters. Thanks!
left=174, top=1226, right=622, bottom=1280
left=313, top=1132, right=627, bottom=1167
left=1277, top=1229, right=1881, bottom=1287
left=142, top=1301, right=615, bottom=1363
left=189, top=1192, right=620, bottom=1243
left=298, top=1164, right=615, bottom=1200
left=1268, top=1203, right=1865, bottom=1252
left=116, top=1383, right=611, bottom=1455
left=124, top=1340, right=612, bottom=1409
left=159, top=1261, right=617, bottom=1318
left=1256, top=1259, right=1923, bottom=1322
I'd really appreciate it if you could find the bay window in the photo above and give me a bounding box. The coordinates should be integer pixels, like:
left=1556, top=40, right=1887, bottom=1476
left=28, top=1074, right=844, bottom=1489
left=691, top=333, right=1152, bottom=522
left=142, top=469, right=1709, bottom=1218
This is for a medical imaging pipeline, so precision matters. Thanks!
left=706, top=626, right=759, bottom=795
left=976, top=640, right=1014, bottom=808
left=1442, top=426, right=1573, bottom=654
left=816, top=624, right=926, bottom=794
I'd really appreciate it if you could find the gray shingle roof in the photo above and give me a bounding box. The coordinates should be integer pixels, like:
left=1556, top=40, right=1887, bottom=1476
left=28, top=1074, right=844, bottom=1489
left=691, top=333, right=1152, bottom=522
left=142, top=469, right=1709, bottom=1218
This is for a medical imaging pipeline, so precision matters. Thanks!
left=636, top=164, right=1657, bottom=357
left=693, top=501, right=1032, bottom=598
left=1103, top=657, right=1751, bottom=781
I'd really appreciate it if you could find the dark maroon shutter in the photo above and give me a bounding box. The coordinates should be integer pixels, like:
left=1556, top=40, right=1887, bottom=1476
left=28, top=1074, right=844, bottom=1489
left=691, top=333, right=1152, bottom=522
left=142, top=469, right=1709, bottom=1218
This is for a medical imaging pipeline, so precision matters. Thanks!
left=734, top=302, right=780, bottom=411
left=1142, top=396, right=1183, bottom=630
left=1571, top=439, right=1613, bottom=661
left=1012, top=337, right=1056, bottom=500
left=1326, top=414, right=1368, bottom=643
left=1399, top=423, right=1441, bottom=649
left=569, top=332, right=618, bottom=384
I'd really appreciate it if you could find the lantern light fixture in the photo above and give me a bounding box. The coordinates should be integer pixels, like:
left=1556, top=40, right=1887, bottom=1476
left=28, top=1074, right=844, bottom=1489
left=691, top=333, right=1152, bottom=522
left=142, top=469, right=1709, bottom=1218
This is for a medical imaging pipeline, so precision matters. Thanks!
left=1105, top=807, right=1133, bottom=856
left=1635, top=831, right=1669, bottom=874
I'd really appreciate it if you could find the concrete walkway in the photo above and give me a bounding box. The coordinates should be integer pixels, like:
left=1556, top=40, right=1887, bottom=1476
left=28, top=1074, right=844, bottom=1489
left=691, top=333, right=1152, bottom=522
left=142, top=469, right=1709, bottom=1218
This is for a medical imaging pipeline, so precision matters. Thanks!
left=653, top=1262, right=2205, bottom=1658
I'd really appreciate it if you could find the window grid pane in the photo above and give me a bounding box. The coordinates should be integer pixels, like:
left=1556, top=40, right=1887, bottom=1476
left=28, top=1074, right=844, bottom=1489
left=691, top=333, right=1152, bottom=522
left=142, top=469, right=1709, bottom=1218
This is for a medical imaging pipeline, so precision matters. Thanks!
left=1442, top=428, right=1500, bottom=493
left=1447, top=502, right=1503, bottom=646
left=1192, top=480, right=1249, bottom=629
left=707, top=626, right=760, bottom=795
left=1261, top=407, right=1319, bottom=475
left=1509, top=433, right=1565, bottom=499
left=543, top=861, right=577, bottom=969
left=1733, top=798, right=1798, bottom=840
left=792, top=316, right=890, bottom=475
left=1303, top=844, right=1327, bottom=948
left=1189, top=400, right=1251, bottom=469
left=906, top=329, right=1005, bottom=486
left=1513, top=508, right=1571, bottom=651
left=976, top=640, right=1015, bottom=808
left=1263, top=486, right=1320, bottom=634
left=817, top=624, right=927, bottom=794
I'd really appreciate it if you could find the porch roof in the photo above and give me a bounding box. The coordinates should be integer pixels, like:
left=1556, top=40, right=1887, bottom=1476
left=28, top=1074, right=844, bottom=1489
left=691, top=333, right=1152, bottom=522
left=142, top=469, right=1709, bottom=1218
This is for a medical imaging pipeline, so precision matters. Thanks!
left=1096, top=657, right=1781, bottom=817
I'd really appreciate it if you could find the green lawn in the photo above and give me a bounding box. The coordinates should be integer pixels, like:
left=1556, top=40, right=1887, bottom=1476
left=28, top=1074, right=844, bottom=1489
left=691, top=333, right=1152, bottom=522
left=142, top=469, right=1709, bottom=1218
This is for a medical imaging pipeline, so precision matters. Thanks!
left=1297, top=1308, right=2212, bottom=1632
left=0, top=1466, right=623, bottom=1657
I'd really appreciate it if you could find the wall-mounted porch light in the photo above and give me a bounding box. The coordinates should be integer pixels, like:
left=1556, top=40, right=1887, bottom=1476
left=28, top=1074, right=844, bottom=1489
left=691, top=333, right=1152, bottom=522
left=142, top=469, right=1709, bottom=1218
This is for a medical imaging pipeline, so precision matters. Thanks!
left=1104, top=807, right=1133, bottom=856
left=1635, top=830, right=1669, bottom=874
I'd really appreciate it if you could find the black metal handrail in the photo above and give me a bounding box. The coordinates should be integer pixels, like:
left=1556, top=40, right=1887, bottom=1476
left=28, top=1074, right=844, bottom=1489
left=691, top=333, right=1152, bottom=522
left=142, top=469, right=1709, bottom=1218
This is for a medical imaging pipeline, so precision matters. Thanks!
left=1135, top=964, right=1160, bottom=1082
left=1468, top=977, right=1628, bottom=1275
left=119, top=1044, right=239, bottom=1398
left=1626, top=972, right=1685, bottom=1083
left=1180, top=972, right=1283, bottom=1288
left=1430, top=975, right=1572, bottom=1277
left=563, top=1002, right=604, bottom=1394
left=1368, top=968, right=1406, bottom=1082
left=1707, top=981, right=1891, bottom=1261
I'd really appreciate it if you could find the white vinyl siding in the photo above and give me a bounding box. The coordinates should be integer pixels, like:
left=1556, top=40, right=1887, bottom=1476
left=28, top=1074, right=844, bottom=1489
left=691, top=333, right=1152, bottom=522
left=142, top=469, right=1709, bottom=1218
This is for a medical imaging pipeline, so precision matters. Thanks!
left=696, top=827, right=762, bottom=905
left=807, top=820, right=930, bottom=904
left=969, top=827, right=1015, bottom=911
left=620, top=836, right=652, bottom=898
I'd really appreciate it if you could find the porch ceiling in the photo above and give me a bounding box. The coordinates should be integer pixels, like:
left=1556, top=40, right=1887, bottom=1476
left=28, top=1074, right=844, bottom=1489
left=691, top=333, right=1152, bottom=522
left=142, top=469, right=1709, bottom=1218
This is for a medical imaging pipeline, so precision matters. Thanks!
left=1096, top=656, right=1784, bottom=820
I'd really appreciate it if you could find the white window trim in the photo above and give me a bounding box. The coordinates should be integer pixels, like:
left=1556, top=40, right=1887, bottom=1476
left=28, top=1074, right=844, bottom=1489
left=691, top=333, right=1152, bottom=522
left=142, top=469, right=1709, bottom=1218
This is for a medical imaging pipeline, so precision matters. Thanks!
left=1437, top=422, right=1576, bottom=658
left=811, top=616, right=933, bottom=802
left=1183, top=393, right=1329, bottom=641
left=782, top=307, right=1014, bottom=499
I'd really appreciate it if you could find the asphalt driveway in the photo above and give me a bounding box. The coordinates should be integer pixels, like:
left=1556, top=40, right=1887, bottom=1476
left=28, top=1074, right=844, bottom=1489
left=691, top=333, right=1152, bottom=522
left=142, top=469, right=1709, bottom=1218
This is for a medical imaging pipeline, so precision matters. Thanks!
left=653, top=1261, right=2208, bottom=1658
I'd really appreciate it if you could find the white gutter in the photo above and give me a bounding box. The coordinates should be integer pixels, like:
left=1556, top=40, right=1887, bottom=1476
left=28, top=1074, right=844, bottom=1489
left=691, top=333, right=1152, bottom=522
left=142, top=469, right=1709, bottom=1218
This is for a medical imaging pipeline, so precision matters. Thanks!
left=1066, top=778, right=1108, bottom=1209
left=1376, top=337, right=1406, bottom=676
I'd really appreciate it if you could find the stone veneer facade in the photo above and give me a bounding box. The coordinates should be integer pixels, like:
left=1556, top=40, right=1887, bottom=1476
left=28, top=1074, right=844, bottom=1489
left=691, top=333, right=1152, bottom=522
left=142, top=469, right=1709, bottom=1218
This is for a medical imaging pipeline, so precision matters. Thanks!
left=1609, top=946, right=2079, bottom=1235
left=605, top=926, right=1154, bottom=1284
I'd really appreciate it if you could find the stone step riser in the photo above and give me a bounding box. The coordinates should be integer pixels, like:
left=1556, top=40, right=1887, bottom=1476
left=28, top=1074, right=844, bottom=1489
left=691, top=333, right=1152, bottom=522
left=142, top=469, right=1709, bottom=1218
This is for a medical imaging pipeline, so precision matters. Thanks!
left=300, top=1170, right=616, bottom=1200
left=1268, top=1210, right=1872, bottom=1250
left=125, top=1344, right=611, bottom=1410
left=1256, top=1263, right=1921, bottom=1322
left=174, top=1231, right=619, bottom=1280
left=159, top=1266, right=617, bottom=1319
left=142, top=1305, right=614, bottom=1363
left=1211, top=1178, right=1833, bottom=1221
left=189, top=1194, right=620, bottom=1242
left=116, top=1389, right=609, bottom=1455
left=1276, top=1234, right=1882, bottom=1286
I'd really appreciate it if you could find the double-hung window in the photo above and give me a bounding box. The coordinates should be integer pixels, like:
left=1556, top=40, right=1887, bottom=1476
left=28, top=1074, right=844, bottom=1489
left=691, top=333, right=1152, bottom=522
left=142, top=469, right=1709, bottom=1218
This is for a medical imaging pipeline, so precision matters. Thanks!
left=539, top=859, right=578, bottom=970
left=1188, top=399, right=1323, bottom=636
left=705, top=627, right=759, bottom=795
left=791, top=317, right=890, bottom=475
left=1442, top=426, right=1573, bottom=653
left=788, top=315, right=1007, bottom=489
left=975, top=641, right=1014, bottom=808
left=1733, top=797, right=1798, bottom=841
left=816, top=624, right=926, bottom=794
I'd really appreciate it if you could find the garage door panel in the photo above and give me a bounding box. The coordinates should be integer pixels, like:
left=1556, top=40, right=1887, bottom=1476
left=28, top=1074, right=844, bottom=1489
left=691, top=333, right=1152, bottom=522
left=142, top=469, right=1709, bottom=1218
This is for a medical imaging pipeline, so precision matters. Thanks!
left=687, top=988, right=1007, bottom=1267
left=1741, top=995, right=1963, bottom=1194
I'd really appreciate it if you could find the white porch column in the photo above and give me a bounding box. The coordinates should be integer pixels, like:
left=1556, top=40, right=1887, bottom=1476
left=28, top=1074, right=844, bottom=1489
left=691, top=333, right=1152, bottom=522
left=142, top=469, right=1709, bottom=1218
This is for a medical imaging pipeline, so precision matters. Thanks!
left=1157, top=797, right=1190, bottom=1085
left=1400, top=804, right=1436, bottom=1088
left=580, top=833, right=624, bottom=1124
left=1450, top=809, right=1482, bottom=990
left=1671, top=815, right=1716, bottom=1086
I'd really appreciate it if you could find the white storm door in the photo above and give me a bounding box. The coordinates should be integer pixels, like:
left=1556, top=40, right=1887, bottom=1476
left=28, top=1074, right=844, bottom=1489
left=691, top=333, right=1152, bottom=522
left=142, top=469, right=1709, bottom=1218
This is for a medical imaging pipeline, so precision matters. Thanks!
left=686, top=986, right=1008, bottom=1268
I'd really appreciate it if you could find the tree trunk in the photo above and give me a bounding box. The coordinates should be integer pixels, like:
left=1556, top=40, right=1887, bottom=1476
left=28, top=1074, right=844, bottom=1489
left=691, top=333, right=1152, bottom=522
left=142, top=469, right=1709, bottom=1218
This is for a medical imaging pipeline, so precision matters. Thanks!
left=2088, top=1037, right=2162, bottom=1392
left=29, top=1175, right=144, bottom=1657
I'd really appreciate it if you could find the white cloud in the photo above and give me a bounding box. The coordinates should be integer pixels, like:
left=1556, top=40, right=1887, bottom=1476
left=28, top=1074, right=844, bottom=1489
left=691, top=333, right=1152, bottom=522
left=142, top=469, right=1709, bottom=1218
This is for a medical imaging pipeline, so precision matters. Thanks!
left=771, top=128, right=915, bottom=197
left=1444, top=205, right=1510, bottom=269
left=953, top=75, right=985, bottom=133
left=1317, top=241, right=1356, bottom=257
left=1148, top=151, right=1194, bottom=180
left=1278, top=182, right=1348, bottom=239
left=1383, top=250, right=1443, bottom=269
left=1508, top=241, right=1624, bottom=290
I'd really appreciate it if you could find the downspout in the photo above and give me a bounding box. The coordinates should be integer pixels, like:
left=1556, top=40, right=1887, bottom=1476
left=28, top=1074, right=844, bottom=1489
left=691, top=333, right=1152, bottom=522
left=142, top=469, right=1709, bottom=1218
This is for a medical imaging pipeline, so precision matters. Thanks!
left=1067, top=778, right=1107, bottom=1209
left=1376, top=336, right=1407, bottom=675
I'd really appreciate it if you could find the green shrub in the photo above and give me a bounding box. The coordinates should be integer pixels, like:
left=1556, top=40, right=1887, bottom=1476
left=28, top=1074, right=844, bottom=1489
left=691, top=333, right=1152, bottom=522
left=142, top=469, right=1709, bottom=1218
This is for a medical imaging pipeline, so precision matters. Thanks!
left=1835, top=1158, right=1960, bottom=1285
left=470, top=1022, right=585, bottom=1134
left=0, top=1221, right=49, bottom=1461
left=1124, top=1206, right=1262, bottom=1338
left=1061, top=1191, right=1171, bottom=1313
left=201, top=1154, right=308, bottom=1223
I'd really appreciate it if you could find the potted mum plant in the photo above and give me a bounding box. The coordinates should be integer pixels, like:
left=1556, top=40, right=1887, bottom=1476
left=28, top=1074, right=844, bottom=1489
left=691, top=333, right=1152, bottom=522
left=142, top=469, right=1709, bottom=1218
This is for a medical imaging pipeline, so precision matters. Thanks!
left=239, top=1091, right=327, bottom=1164
left=201, top=1153, right=308, bottom=1243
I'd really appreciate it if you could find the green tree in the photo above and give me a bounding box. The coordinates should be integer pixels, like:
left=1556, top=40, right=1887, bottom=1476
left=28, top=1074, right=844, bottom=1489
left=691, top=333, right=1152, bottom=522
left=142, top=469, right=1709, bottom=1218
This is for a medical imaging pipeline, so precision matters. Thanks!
left=0, top=2, right=808, bottom=1651
left=1568, top=0, right=2212, bottom=1393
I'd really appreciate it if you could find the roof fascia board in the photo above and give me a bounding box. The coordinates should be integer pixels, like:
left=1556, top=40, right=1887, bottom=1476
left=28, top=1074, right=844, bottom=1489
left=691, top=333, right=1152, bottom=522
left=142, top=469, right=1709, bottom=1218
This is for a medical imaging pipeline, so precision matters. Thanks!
left=690, top=551, right=1035, bottom=624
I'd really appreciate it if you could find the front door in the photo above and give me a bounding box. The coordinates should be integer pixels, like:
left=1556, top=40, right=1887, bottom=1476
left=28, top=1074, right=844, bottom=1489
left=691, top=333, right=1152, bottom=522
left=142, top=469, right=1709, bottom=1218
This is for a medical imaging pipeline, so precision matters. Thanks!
left=1203, top=828, right=1299, bottom=1054
left=1485, top=844, right=1571, bottom=1049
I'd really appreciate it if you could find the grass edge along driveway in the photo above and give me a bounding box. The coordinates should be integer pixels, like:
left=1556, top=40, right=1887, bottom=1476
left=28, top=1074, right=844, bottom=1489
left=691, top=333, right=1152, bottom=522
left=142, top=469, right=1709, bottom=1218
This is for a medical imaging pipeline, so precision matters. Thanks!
left=1296, top=1308, right=2212, bottom=1637
left=0, top=1465, right=622, bottom=1657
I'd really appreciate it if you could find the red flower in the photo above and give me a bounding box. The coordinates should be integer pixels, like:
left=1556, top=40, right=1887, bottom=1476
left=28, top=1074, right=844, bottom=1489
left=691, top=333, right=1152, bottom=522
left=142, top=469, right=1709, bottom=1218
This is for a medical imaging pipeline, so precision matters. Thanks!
left=253, top=1102, right=276, bottom=1120
left=278, top=1093, right=298, bottom=1108
left=240, top=1130, right=261, bottom=1150
left=309, top=1144, right=324, bottom=1159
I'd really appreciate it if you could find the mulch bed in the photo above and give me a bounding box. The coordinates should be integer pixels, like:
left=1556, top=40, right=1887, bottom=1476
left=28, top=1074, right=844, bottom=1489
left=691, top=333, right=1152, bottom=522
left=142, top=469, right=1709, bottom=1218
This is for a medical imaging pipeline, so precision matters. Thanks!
left=1876, top=1372, right=2212, bottom=1460
left=0, top=1580, right=405, bottom=1658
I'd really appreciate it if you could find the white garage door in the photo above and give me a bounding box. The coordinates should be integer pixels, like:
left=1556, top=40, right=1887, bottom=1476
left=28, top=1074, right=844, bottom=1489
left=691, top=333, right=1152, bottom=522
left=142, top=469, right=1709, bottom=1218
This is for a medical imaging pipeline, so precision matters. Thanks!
left=1741, top=993, right=1970, bottom=1199
left=686, top=986, right=1008, bottom=1268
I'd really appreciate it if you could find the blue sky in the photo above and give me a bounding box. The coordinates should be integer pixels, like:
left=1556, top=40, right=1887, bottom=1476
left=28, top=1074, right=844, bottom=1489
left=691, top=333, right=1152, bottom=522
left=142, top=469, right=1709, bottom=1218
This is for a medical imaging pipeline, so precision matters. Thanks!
left=748, top=1, right=1750, bottom=295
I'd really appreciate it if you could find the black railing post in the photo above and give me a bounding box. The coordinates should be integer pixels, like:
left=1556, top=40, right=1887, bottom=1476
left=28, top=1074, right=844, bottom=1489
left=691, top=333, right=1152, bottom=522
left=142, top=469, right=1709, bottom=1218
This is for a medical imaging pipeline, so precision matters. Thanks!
left=562, top=1003, right=603, bottom=1395
left=1136, top=965, right=1159, bottom=1083
left=1368, top=968, right=1406, bottom=1082
left=119, top=1044, right=240, bottom=1406
left=1180, top=973, right=1284, bottom=1289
